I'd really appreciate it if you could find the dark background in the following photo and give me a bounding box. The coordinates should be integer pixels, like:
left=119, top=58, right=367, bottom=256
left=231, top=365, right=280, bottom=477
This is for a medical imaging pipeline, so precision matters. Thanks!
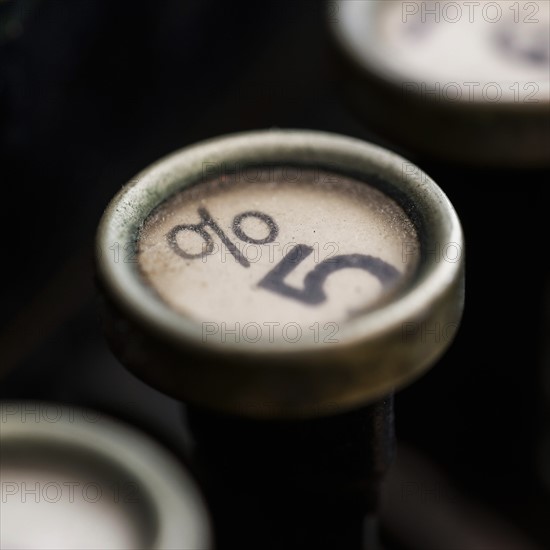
left=1, top=1, right=548, bottom=548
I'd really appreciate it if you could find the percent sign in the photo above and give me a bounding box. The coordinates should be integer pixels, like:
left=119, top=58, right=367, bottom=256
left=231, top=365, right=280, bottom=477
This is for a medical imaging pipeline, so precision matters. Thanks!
left=167, top=207, right=400, bottom=305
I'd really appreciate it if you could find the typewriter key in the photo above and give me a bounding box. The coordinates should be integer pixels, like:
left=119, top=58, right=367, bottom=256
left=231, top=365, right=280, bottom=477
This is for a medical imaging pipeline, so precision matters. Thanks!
left=96, top=130, right=463, bottom=548
left=97, top=130, right=463, bottom=417
left=0, top=403, right=212, bottom=550
left=329, top=0, right=550, bottom=166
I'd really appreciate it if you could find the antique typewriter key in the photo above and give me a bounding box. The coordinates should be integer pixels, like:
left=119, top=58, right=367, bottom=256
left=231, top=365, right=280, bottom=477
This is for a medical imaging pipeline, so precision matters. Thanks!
left=329, top=0, right=550, bottom=166
left=96, top=130, right=464, bottom=548
left=0, top=403, right=212, bottom=550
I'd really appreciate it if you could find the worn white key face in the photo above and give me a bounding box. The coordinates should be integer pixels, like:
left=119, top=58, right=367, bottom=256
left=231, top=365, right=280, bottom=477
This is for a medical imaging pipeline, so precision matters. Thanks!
left=1, top=466, right=144, bottom=550
left=339, top=0, right=550, bottom=102
left=139, top=168, right=419, bottom=345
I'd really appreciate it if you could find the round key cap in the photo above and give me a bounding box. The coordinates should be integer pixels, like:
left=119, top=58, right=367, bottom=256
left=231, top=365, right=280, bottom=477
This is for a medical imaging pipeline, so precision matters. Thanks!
left=0, top=402, right=212, bottom=550
left=329, top=0, right=550, bottom=166
left=139, top=168, right=419, bottom=328
left=96, top=130, right=464, bottom=418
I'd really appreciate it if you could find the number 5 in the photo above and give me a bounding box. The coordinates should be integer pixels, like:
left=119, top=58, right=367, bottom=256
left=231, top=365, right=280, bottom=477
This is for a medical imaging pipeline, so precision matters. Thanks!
left=258, top=244, right=400, bottom=305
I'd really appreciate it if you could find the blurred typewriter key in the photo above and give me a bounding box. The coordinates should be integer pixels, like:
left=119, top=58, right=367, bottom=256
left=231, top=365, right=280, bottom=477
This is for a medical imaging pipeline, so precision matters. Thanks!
left=329, top=0, right=550, bottom=167
left=0, top=403, right=212, bottom=550
left=96, top=130, right=464, bottom=548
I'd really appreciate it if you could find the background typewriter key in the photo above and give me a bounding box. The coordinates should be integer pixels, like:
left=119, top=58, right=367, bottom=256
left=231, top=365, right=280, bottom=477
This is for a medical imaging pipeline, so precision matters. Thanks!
left=0, top=403, right=212, bottom=550
left=329, top=0, right=550, bottom=167
left=96, top=130, right=464, bottom=548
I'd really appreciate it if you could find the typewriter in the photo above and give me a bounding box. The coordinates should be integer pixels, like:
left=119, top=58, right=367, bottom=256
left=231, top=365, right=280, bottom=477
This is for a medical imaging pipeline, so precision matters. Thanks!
left=1, top=2, right=548, bottom=549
